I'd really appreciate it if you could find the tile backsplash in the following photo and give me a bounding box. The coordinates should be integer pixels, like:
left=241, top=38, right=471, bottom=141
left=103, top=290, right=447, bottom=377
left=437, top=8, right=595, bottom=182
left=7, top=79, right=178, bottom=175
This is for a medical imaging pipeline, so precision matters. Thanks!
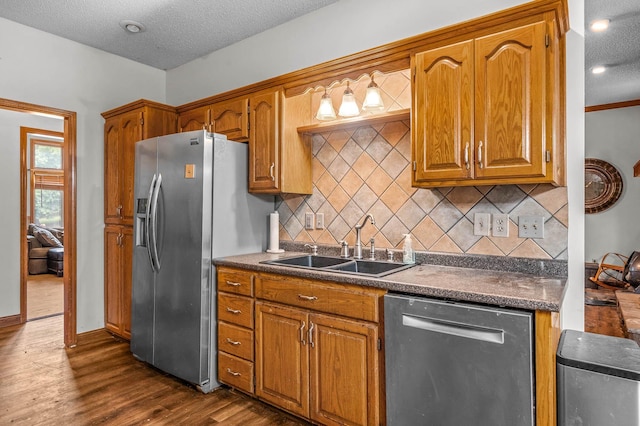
left=276, top=71, right=568, bottom=261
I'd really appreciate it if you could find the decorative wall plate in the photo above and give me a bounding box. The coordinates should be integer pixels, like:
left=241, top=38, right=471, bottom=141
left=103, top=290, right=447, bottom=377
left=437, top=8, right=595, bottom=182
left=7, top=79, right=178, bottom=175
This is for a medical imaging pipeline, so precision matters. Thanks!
left=585, top=158, right=623, bottom=214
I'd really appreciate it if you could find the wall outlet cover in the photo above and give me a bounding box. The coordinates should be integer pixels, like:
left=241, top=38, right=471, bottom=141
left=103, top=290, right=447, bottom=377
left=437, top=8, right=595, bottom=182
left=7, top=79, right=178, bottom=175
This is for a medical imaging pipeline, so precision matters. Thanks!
left=518, top=216, right=544, bottom=238
left=492, top=213, right=509, bottom=237
left=473, top=213, right=491, bottom=236
left=305, top=212, right=314, bottom=230
left=315, top=212, right=325, bottom=229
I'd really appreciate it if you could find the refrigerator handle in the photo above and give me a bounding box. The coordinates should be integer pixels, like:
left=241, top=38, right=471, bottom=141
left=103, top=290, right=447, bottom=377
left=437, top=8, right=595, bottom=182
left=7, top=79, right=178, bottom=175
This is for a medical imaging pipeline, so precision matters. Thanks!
left=149, top=172, right=162, bottom=272
left=145, top=174, right=157, bottom=271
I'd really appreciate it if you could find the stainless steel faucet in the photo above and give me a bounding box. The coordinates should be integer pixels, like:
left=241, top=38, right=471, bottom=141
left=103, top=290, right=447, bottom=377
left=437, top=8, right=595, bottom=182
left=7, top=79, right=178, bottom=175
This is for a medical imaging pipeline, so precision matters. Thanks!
left=304, top=244, right=318, bottom=255
left=353, top=214, right=375, bottom=259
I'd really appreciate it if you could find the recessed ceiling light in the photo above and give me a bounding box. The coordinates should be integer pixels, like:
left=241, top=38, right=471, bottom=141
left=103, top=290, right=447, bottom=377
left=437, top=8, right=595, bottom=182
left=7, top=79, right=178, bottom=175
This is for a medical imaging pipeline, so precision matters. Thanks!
left=590, top=19, right=609, bottom=32
left=591, top=66, right=606, bottom=74
left=119, top=20, right=146, bottom=34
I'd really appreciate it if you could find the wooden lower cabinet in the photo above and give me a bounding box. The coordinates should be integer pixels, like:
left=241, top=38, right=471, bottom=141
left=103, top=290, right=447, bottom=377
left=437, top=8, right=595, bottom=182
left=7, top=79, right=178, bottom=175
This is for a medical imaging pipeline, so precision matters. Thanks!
left=255, top=301, right=380, bottom=426
left=104, top=225, right=133, bottom=339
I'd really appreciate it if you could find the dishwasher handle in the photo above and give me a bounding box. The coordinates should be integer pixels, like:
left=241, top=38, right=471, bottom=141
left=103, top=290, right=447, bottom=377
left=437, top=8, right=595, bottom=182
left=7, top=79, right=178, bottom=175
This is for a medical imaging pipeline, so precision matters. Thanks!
left=402, top=314, right=504, bottom=344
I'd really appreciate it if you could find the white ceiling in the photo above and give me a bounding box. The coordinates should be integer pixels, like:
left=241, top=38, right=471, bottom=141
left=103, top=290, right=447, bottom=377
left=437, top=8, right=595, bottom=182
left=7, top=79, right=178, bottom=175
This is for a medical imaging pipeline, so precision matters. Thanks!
left=0, top=0, right=637, bottom=106
left=0, top=0, right=339, bottom=70
left=585, top=0, right=640, bottom=106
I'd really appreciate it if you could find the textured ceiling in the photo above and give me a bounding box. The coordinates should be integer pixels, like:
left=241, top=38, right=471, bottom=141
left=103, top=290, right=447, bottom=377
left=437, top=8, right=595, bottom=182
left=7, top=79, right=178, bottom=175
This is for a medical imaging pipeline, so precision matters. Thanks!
left=585, top=0, right=640, bottom=106
left=0, top=0, right=338, bottom=70
left=0, top=0, right=637, bottom=106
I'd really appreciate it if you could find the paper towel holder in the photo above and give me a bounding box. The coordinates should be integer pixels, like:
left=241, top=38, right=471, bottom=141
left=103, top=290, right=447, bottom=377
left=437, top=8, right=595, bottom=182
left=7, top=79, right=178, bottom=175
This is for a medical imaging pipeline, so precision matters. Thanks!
left=266, top=211, right=285, bottom=253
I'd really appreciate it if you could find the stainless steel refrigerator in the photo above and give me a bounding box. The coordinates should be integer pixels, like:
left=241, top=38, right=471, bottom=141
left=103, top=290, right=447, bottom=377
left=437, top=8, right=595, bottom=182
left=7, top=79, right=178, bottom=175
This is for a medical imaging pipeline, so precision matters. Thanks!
left=131, top=130, right=271, bottom=393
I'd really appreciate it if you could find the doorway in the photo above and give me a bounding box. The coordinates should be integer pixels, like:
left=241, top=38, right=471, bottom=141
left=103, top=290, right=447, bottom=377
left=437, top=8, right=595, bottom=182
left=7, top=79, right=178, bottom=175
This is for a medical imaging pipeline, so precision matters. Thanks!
left=0, top=97, right=77, bottom=347
left=21, top=128, right=65, bottom=321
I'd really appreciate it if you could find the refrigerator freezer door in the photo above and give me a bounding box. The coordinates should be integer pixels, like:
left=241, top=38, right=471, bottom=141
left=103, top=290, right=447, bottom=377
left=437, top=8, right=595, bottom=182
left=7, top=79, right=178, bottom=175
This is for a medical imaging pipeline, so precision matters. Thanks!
left=131, top=137, right=158, bottom=363
left=153, top=132, right=212, bottom=386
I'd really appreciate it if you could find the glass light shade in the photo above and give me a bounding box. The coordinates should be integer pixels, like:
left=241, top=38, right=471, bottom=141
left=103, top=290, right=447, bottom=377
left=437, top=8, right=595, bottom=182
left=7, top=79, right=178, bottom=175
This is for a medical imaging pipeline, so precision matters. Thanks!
left=362, top=77, right=384, bottom=111
left=315, top=91, right=337, bottom=121
left=338, top=82, right=359, bottom=117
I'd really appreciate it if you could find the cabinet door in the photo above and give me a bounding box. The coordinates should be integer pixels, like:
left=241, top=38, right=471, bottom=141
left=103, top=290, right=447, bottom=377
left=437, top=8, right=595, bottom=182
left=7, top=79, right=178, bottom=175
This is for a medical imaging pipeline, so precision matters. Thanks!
left=211, top=97, right=249, bottom=141
left=309, top=313, right=380, bottom=426
left=119, top=110, right=143, bottom=225
left=104, top=117, right=122, bottom=224
left=120, top=227, right=133, bottom=339
left=413, top=40, right=473, bottom=183
left=249, top=90, right=279, bottom=192
left=178, top=105, right=210, bottom=132
left=104, top=226, right=122, bottom=335
left=474, top=21, right=546, bottom=179
left=255, top=302, right=309, bottom=418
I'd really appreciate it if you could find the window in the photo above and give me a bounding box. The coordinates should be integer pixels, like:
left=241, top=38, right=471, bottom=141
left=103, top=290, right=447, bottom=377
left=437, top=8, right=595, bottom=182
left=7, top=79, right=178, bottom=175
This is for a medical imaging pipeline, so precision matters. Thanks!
left=31, top=138, right=64, bottom=228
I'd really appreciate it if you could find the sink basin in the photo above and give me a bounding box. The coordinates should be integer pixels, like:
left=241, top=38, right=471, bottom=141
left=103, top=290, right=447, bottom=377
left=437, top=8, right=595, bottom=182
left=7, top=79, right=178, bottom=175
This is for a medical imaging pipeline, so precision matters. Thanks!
left=263, top=255, right=351, bottom=268
left=328, top=259, right=414, bottom=277
left=261, top=255, right=414, bottom=277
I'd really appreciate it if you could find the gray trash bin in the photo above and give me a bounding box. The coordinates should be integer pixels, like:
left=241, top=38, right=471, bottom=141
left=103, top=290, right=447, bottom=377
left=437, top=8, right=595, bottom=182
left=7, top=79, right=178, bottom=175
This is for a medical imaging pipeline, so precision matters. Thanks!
left=557, top=329, right=640, bottom=426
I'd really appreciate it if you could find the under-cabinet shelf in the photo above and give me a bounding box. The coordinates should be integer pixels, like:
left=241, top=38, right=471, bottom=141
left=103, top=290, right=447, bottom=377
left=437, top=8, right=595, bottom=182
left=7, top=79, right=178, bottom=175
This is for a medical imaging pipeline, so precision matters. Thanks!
left=297, top=109, right=410, bottom=135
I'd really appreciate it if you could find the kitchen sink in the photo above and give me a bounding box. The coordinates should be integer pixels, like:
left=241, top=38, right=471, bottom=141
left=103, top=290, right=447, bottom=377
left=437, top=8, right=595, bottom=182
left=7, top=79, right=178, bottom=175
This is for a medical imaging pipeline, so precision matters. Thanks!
left=264, top=255, right=351, bottom=268
left=261, top=255, right=414, bottom=277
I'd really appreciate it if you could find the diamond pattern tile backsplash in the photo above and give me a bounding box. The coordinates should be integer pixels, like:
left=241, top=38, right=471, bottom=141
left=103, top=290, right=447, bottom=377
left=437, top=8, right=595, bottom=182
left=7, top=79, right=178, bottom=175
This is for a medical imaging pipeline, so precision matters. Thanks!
left=276, top=70, right=568, bottom=260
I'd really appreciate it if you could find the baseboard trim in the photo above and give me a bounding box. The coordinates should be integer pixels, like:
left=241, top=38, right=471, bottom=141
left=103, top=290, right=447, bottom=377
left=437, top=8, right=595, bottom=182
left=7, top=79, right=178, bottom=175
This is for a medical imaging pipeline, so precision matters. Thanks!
left=0, top=314, right=22, bottom=328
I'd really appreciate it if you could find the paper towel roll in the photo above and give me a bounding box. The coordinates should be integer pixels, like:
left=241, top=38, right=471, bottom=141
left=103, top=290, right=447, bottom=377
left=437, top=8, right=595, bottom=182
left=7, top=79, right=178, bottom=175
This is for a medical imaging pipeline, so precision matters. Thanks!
left=266, top=211, right=284, bottom=253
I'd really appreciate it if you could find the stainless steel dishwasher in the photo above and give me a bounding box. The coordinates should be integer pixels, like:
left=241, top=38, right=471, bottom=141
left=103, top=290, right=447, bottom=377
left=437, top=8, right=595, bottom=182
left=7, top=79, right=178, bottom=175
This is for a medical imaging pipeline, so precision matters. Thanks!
left=384, top=293, right=534, bottom=426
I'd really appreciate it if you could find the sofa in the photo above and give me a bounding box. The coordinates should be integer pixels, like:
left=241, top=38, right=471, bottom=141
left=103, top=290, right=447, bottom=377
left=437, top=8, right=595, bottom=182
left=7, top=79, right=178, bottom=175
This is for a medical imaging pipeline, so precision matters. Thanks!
left=26, top=224, right=64, bottom=275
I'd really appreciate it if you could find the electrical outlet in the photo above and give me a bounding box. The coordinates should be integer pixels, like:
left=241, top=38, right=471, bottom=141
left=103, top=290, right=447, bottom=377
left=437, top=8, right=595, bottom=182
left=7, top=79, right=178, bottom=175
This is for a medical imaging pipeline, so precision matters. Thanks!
left=315, top=213, right=325, bottom=229
left=492, top=213, right=509, bottom=237
left=473, top=213, right=491, bottom=236
left=518, top=216, right=544, bottom=238
left=305, top=212, right=314, bottom=230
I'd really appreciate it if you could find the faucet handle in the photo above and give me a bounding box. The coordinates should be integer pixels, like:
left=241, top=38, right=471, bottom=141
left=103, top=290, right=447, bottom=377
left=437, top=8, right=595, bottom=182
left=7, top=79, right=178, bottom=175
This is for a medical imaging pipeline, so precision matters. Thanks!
left=304, top=243, right=318, bottom=255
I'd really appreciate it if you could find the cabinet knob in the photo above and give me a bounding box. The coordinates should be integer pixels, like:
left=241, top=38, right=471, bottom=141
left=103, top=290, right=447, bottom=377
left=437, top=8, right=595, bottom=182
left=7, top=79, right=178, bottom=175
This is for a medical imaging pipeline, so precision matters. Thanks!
left=225, top=280, right=241, bottom=287
left=116, top=204, right=123, bottom=218
left=269, top=162, right=275, bottom=181
left=226, top=338, right=241, bottom=346
left=226, top=368, right=241, bottom=377
left=297, top=294, right=318, bottom=301
left=477, top=141, right=484, bottom=169
left=308, top=321, right=315, bottom=348
left=226, top=307, right=241, bottom=314
left=300, top=321, right=306, bottom=346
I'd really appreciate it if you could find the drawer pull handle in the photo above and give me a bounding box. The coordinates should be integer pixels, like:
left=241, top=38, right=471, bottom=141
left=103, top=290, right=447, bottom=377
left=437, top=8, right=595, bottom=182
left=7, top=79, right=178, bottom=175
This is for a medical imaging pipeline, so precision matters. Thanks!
left=477, top=140, right=484, bottom=169
left=226, top=368, right=241, bottom=377
left=226, top=307, right=241, bottom=314
left=226, top=338, right=241, bottom=345
left=225, top=280, right=241, bottom=287
left=297, top=294, right=318, bottom=301
left=464, top=142, right=470, bottom=170
left=300, top=321, right=306, bottom=345
left=309, top=321, right=315, bottom=348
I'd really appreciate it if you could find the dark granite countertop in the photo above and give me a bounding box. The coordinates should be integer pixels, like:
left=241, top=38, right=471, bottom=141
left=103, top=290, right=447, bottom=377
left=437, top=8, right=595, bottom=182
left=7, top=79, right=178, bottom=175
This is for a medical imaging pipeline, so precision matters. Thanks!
left=213, top=251, right=566, bottom=312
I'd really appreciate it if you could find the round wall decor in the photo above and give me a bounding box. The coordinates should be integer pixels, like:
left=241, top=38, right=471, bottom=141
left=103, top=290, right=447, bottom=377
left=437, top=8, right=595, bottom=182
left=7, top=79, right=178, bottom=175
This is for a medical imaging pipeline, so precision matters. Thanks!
left=585, top=158, right=623, bottom=214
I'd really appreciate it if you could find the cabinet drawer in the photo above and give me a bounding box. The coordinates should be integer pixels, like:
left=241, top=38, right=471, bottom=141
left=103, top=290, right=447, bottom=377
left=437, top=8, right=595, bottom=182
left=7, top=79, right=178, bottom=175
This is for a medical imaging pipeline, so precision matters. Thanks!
left=257, top=274, right=384, bottom=322
left=218, top=293, right=254, bottom=328
left=218, top=352, right=254, bottom=394
left=218, top=268, right=254, bottom=296
left=219, top=322, right=254, bottom=361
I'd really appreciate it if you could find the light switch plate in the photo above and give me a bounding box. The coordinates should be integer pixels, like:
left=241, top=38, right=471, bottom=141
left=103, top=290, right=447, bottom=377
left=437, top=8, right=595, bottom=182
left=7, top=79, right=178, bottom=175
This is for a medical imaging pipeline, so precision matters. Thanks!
left=518, top=216, right=544, bottom=238
left=315, top=213, right=325, bottom=229
left=492, top=213, right=509, bottom=237
left=473, top=213, right=491, bottom=236
left=305, top=212, right=314, bottom=230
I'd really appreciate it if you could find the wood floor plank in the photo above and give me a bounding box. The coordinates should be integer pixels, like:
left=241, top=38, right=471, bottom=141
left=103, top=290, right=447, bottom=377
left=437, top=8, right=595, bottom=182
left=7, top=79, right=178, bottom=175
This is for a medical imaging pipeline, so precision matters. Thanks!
left=0, top=316, right=309, bottom=425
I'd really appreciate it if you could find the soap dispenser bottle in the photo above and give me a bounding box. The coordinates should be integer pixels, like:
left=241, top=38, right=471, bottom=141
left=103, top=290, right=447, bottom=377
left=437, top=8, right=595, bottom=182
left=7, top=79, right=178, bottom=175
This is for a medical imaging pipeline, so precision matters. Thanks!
left=402, top=233, right=415, bottom=264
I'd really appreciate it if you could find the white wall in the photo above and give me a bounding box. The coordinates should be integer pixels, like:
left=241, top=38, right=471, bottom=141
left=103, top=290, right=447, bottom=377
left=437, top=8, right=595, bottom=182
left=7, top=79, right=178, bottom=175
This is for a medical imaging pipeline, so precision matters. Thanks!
left=585, top=105, right=640, bottom=262
left=0, top=17, right=167, bottom=332
left=167, top=0, right=527, bottom=105
left=0, top=111, right=63, bottom=317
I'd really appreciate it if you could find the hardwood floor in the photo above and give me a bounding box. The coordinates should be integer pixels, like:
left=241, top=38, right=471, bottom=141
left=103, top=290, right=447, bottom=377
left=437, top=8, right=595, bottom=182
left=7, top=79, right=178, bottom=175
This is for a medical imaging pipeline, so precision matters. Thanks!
left=27, top=274, right=64, bottom=320
left=0, top=316, right=310, bottom=425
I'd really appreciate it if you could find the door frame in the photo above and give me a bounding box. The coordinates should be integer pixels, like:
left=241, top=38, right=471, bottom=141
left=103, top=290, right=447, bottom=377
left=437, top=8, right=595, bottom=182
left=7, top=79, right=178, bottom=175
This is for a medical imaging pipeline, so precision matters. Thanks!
left=1, top=97, right=77, bottom=347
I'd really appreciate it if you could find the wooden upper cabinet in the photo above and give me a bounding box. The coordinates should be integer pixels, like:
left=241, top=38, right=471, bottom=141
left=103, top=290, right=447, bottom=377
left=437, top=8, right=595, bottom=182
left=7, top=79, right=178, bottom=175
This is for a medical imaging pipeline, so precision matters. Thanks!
left=413, top=20, right=561, bottom=187
left=178, top=105, right=210, bottom=132
left=413, top=40, right=473, bottom=182
left=211, top=97, right=249, bottom=141
left=475, top=21, right=546, bottom=180
left=249, top=89, right=280, bottom=193
left=102, top=100, right=177, bottom=226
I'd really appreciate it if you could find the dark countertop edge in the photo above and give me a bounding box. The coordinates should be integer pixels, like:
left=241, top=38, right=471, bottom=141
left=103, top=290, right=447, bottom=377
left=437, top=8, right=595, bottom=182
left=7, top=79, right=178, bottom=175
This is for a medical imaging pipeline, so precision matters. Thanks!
left=280, top=241, right=568, bottom=278
left=213, top=254, right=563, bottom=312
